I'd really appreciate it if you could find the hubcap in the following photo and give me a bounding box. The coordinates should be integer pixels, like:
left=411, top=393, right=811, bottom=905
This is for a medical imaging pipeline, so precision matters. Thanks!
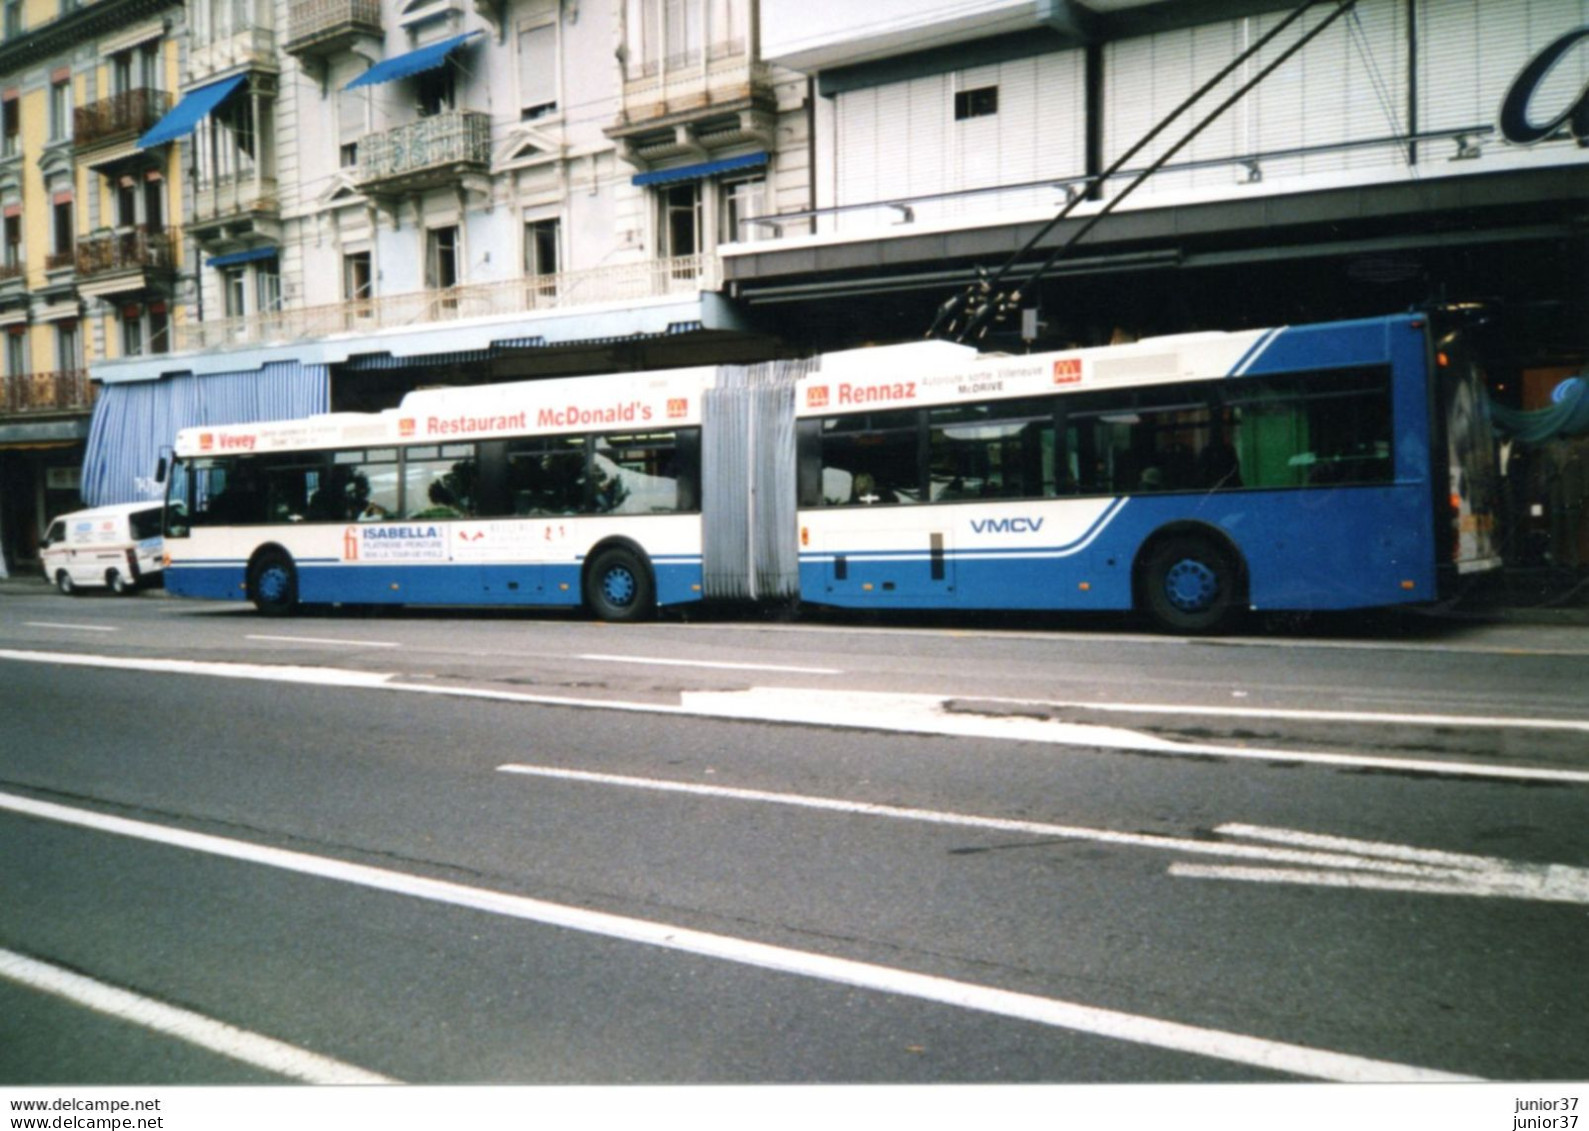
left=258, top=566, right=290, bottom=603
left=1164, top=558, right=1218, bottom=613
left=601, top=566, right=636, bottom=606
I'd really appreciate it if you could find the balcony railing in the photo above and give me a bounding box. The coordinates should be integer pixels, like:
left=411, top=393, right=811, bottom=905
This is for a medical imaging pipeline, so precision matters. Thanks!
left=76, top=226, right=177, bottom=277
left=178, top=253, right=722, bottom=351
left=45, top=249, right=76, bottom=272
left=189, top=24, right=278, bottom=79
left=285, top=0, right=381, bottom=52
left=1, top=369, right=94, bottom=415
left=74, top=89, right=172, bottom=149
left=356, top=110, right=490, bottom=188
left=192, top=174, right=279, bottom=230
left=0, top=260, right=22, bottom=282
left=619, top=51, right=772, bottom=125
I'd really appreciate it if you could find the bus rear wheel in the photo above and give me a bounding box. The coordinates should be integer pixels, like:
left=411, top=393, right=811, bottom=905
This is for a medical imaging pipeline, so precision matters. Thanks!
left=1140, top=535, right=1242, bottom=634
left=585, top=546, right=654, bottom=623
left=249, top=550, right=299, bottom=617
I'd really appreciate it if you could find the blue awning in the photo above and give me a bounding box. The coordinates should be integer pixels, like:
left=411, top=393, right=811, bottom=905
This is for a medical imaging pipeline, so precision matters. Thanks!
left=344, top=31, right=482, bottom=90
left=138, top=75, right=247, bottom=149
left=631, top=151, right=769, bottom=187
left=206, top=246, right=278, bottom=268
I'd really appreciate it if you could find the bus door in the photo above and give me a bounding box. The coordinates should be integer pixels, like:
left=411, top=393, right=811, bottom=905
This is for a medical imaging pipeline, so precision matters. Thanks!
left=1434, top=332, right=1502, bottom=574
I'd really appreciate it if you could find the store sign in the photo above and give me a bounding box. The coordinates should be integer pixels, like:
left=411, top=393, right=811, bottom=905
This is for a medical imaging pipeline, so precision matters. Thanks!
left=1499, top=27, right=1589, bottom=145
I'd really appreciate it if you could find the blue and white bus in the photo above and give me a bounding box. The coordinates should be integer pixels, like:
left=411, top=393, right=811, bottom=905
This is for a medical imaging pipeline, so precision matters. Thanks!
left=162, top=311, right=1500, bottom=631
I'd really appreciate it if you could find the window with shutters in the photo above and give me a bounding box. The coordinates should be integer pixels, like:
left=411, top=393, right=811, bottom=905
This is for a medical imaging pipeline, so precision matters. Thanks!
left=518, top=21, right=558, bottom=120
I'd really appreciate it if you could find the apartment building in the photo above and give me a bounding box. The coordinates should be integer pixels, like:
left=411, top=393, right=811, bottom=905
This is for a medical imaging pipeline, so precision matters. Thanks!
left=0, top=0, right=186, bottom=571
left=0, top=0, right=809, bottom=570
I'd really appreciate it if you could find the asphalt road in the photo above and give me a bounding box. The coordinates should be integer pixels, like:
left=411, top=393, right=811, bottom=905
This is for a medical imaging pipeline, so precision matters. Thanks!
left=1, top=583, right=1586, bottom=1092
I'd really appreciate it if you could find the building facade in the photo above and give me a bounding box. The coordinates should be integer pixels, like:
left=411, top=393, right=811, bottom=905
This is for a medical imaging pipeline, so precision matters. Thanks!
left=1, top=0, right=1586, bottom=574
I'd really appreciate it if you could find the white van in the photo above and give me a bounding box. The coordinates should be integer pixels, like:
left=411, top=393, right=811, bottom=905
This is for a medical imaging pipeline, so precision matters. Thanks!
left=40, top=502, right=167, bottom=596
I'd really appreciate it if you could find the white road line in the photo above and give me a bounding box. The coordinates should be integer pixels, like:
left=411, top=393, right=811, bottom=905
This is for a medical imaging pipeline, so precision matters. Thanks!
left=495, top=765, right=1589, bottom=905
left=1, top=649, right=1583, bottom=784
left=248, top=634, right=401, bottom=648
left=0, top=947, right=393, bottom=1084
left=0, top=790, right=1474, bottom=1083
left=964, top=696, right=1589, bottom=734
left=579, top=652, right=842, bottom=675
left=24, top=622, right=117, bottom=633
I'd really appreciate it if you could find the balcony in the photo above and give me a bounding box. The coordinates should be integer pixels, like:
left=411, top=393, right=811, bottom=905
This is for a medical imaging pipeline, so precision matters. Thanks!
left=73, top=89, right=171, bottom=151
left=75, top=226, right=178, bottom=299
left=1, top=369, right=94, bottom=415
left=613, top=44, right=774, bottom=136
left=355, top=110, right=491, bottom=196
left=0, top=259, right=22, bottom=300
left=190, top=175, right=280, bottom=245
left=284, top=0, right=382, bottom=58
left=189, top=24, right=278, bottom=81
left=177, top=253, right=722, bottom=351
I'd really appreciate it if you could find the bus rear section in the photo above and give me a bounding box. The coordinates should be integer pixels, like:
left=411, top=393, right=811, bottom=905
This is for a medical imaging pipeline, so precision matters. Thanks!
left=792, top=313, right=1497, bottom=630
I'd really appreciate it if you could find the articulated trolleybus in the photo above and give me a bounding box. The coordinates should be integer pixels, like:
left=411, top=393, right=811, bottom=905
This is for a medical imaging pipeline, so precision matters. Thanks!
left=162, top=311, right=1500, bottom=631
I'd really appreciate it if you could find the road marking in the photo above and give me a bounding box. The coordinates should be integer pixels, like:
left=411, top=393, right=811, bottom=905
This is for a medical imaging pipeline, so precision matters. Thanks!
left=1170, top=824, right=1589, bottom=903
left=248, top=634, right=401, bottom=648
left=963, top=696, right=1589, bottom=734
left=0, top=947, right=393, bottom=1084
left=579, top=653, right=842, bottom=675
left=1, top=649, right=1583, bottom=784
left=496, top=765, right=1589, bottom=906
left=24, top=622, right=117, bottom=633
left=0, top=790, right=1474, bottom=1083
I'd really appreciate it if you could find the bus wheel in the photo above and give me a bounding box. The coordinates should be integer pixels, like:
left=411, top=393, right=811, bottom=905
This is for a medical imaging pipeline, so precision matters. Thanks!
left=585, top=546, right=654, bottom=622
left=1141, top=535, right=1241, bottom=634
left=55, top=571, right=76, bottom=596
left=249, top=551, right=299, bottom=617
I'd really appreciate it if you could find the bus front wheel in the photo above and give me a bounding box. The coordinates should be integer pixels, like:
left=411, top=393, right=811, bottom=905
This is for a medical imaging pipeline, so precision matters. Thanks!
left=584, top=546, right=654, bottom=623
left=1140, top=535, right=1242, bottom=635
left=249, top=551, right=299, bottom=617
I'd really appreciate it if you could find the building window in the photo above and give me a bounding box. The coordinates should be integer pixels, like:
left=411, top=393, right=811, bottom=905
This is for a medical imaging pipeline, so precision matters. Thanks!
left=148, top=304, right=170, bottom=354
left=426, top=226, right=459, bottom=290
left=5, top=329, right=24, bottom=377
left=416, top=67, right=455, bottom=118
left=720, top=175, right=764, bottom=244
left=344, top=252, right=372, bottom=302
left=3, top=0, right=22, bottom=39
left=2, top=93, right=19, bottom=157
left=954, top=86, right=998, bottom=120
left=524, top=217, right=558, bottom=277
left=55, top=321, right=79, bottom=370
left=144, top=175, right=165, bottom=232
left=52, top=199, right=73, bottom=256
left=337, top=85, right=365, bottom=169
left=116, top=177, right=139, bottom=227
left=256, top=261, right=281, bottom=314
left=624, top=0, right=746, bottom=79
left=517, top=21, right=558, bottom=120
left=659, top=182, right=701, bottom=260
left=121, top=307, right=143, bottom=355
left=3, top=213, right=20, bottom=270
left=222, top=267, right=247, bottom=318
left=49, top=78, right=72, bottom=142
left=197, top=91, right=265, bottom=189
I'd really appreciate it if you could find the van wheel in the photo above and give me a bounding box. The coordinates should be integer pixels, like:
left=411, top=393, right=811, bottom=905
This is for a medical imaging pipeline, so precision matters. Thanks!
left=55, top=570, right=76, bottom=596
left=584, top=546, right=654, bottom=622
left=249, top=551, right=299, bottom=617
left=1140, top=535, right=1242, bottom=634
left=108, top=570, right=135, bottom=596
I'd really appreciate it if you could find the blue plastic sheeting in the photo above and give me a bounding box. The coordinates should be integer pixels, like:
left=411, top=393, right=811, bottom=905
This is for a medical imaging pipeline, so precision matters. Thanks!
left=138, top=75, right=248, bottom=149
left=344, top=31, right=481, bottom=90
left=1491, top=377, right=1589, bottom=443
left=206, top=246, right=278, bottom=268
left=631, top=151, right=769, bottom=187
left=80, top=362, right=329, bottom=506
